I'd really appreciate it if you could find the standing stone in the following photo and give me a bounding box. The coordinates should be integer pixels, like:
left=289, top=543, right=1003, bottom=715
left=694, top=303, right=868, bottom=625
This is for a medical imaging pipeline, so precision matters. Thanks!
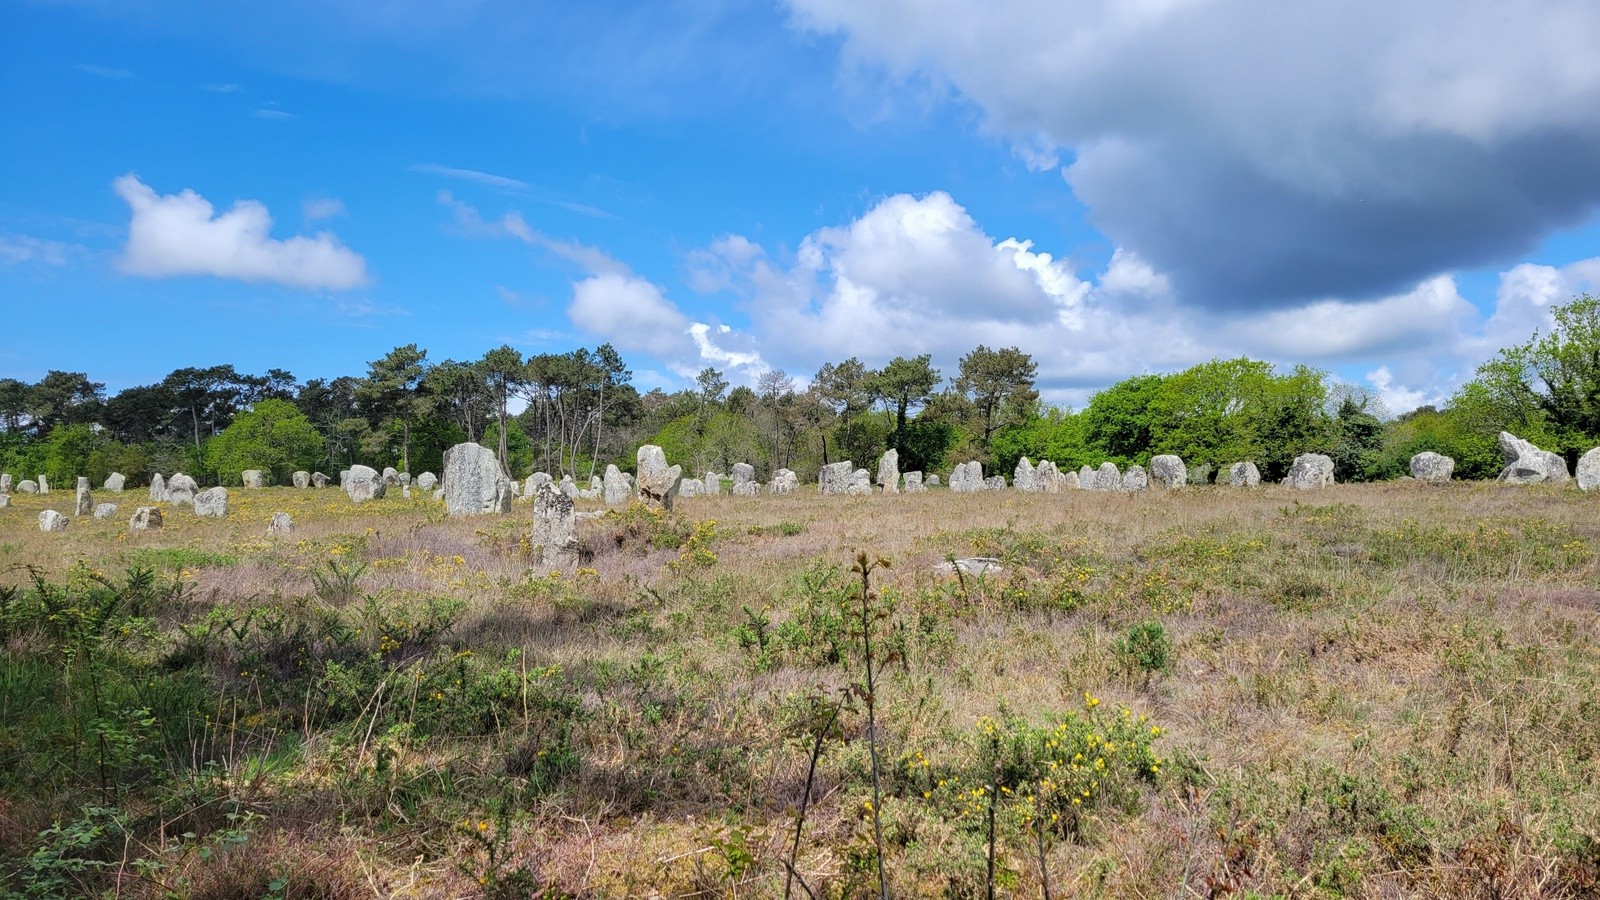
left=339, top=470, right=352, bottom=489
left=678, top=478, right=705, bottom=498
left=93, top=502, right=118, bottom=520
left=104, top=472, right=125, bottom=492
left=345, top=465, right=386, bottom=503
left=983, top=475, right=1007, bottom=491
left=241, top=470, right=266, bottom=488
left=18, top=480, right=38, bottom=494
left=0, top=474, right=10, bottom=493
left=560, top=475, right=580, bottom=499
left=443, top=442, right=513, bottom=516
left=149, top=473, right=167, bottom=501
left=167, top=474, right=198, bottom=507
left=949, top=461, right=984, bottom=493
left=292, top=471, right=311, bottom=489
left=636, top=445, right=682, bottom=510
left=876, top=450, right=900, bottom=493
left=846, top=468, right=873, bottom=496
left=382, top=467, right=400, bottom=487
left=1187, top=463, right=1214, bottom=486
left=194, top=487, right=228, bottom=518
left=399, top=473, right=412, bottom=487
left=732, top=463, right=757, bottom=490
left=1078, top=465, right=1095, bottom=487
left=416, top=472, right=438, bottom=491
left=1091, top=463, right=1121, bottom=491
left=1578, top=448, right=1600, bottom=492
left=1149, top=455, right=1187, bottom=489
left=311, top=472, right=329, bottom=488
left=75, top=477, right=93, bottom=516
left=0, top=495, right=9, bottom=508
left=1013, top=457, right=1038, bottom=492
left=1061, top=470, right=1081, bottom=489
left=1036, top=461, right=1062, bottom=493
left=39, top=510, right=68, bottom=532
left=129, top=507, right=163, bottom=531
left=589, top=475, right=603, bottom=495
left=1496, top=432, right=1571, bottom=484
left=603, top=464, right=632, bottom=506
left=532, top=482, right=579, bottom=571
left=927, top=474, right=941, bottom=486
left=1228, top=462, right=1262, bottom=488
left=733, top=480, right=761, bottom=497
left=1283, top=454, right=1335, bottom=489
left=268, top=512, right=294, bottom=536
left=1410, top=452, right=1456, bottom=484
left=402, top=486, right=412, bottom=499
left=37, top=475, right=48, bottom=494
left=1121, top=465, right=1149, bottom=491
left=818, top=461, right=855, bottom=496
left=768, top=469, right=799, bottom=495
left=903, top=471, right=926, bottom=493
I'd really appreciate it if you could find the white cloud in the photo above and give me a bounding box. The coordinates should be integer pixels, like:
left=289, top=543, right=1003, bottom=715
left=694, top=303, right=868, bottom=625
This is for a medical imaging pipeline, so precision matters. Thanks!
left=1366, top=366, right=1438, bottom=416
left=787, top=0, right=1600, bottom=307
left=77, top=64, right=131, bottom=79
left=253, top=107, right=294, bottom=120
left=302, top=197, right=346, bottom=222
left=114, top=174, right=369, bottom=290
left=568, top=273, right=694, bottom=360
left=0, top=235, right=72, bottom=267
left=413, top=164, right=530, bottom=191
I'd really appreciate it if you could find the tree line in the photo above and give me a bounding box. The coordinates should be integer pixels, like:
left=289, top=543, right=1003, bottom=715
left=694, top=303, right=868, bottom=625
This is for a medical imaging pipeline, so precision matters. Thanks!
left=4, top=294, right=1598, bottom=488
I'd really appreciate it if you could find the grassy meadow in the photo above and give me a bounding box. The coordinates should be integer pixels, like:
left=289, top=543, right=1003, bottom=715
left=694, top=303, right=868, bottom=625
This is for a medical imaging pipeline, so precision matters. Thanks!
left=3, top=479, right=1600, bottom=898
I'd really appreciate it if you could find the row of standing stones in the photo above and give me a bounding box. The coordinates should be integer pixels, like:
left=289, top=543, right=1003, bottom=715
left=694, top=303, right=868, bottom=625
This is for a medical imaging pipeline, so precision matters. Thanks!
left=9, top=430, right=1595, bottom=558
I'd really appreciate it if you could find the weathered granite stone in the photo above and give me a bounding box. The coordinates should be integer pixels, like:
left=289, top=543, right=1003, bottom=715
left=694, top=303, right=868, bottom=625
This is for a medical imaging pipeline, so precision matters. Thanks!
left=75, top=477, right=92, bottom=516
left=37, top=475, right=48, bottom=494
left=1283, top=454, right=1335, bottom=489
left=846, top=468, right=873, bottom=496
left=149, top=473, right=166, bottom=501
left=702, top=472, right=727, bottom=494
left=1061, top=470, right=1081, bottom=489
left=732, top=462, right=757, bottom=489
left=268, top=512, right=294, bottom=536
left=194, top=487, right=228, bottom=518
left=292, top=471, right=311, bottom=489
left=345, top=465, right=386, bottom=503
left=1013, top=457, right=1038, bottom=492
left=949, top=461, right=984, bottom=493
left=903, top=471, right=925, bottom=493
left=678, top=478, right=705, bottom=498
left=167, top=474, right=198, bottom=506
left=1496, top=432, right=1570, bottom=484
left=339, top=470, right=351, bottom=489
left=733, top=480, right=761, bottom=496
left=382, top=467, right=400, bottom=487
left=0, top=495, right=9, bottom=507
left=241, top=470, right=266, bottom=488
left=443, top=442, right=512, bottom=516
left=559, top=475, right=580, bottom=499
left=1149, top=455, right=1187, bottom=489
left=1121, top=465, right=1149, bottom=491
left=636, top=445, right=682, bottom=510
left=39, top=510, right=68, bottom=532
left=104, top=472, right=125, bottom=492
left=768, top=469, right=799, bottom=495
left=1228, top=462, right=1261, bottom=488
left=1078, top=465, right=1095, bottom=487
left=524, top=472, right=550, bottom=495
left=402, top=486, right=411, bottom=499
left=1036, top=460, right=1061, bottom=493
left=129, top=507, right=163, bottom=531
left=1410, top=451, right=1456, bottom=484
left=18, top=480, right=37, bottom=494
left=1578, top=448, right=1600, bottom=492
left=876, top=450, right=900, bottom=493
left=415, top=472, right=437, bottom=491
left=983, top=475, right=1007, bottom=491
left=312, top=472, right=329, bottom=488
left=602, top=464, right=631, bottom=506
left=927, top=474, right=940, bottom=486
left=432, top=488, right=444, bottom=501
left=93, top=502, right=118, bottom=520
left=1091, top=463, right=1121, bottom=491
left=818, top=461, right=855, bottom=496
left=0, top=473, right=10, bottom=493
left=399, top=473, right=411, bottom=487
left=532, top=482, right=579, bottom=571
left=932, top=557, right=1005, bottom=577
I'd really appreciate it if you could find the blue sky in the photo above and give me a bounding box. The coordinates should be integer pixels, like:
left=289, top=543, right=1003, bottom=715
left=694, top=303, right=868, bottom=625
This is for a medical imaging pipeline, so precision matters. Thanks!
left=4, top=0, right=1600, bottom=412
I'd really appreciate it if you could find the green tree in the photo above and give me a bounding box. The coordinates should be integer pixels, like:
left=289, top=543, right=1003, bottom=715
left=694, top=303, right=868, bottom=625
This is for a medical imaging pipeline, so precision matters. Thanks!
left=27, top=371, right=104, bottom=436
left=1468, top=293, right=1600, bottom=453
left=1083, top=374, right=1165, bottom=462
left=479, top=345, right=526, bottom=475
left=358, top=344, right=430, bottom=474
left=42, top=423, right=103, bottom=485
left=954, top=346, right=1039, bottom=450
left=203, top=399, right=326, bottom=485
left=871, top=354, right=941, bottom=439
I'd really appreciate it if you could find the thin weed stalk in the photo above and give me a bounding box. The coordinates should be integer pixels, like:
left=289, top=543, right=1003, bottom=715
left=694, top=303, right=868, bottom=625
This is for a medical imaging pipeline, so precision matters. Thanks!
left=852, top=551, right=891, bottom=900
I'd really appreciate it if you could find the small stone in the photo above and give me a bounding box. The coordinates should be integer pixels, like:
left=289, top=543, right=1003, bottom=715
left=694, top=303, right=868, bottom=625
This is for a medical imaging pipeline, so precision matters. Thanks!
left=876, top=450, right=900, bottom=493
left=345, top=465, right=386, bottom=503
left=927, top=474, right=940, bottom=486
left=0, top=495, right=9, bottom=508
left=1228, top=462, right=1261, bottom=488
left=104, top=472, right=125, bottom=492
left=846, top=468, right=873, bottom=496
left=949, top=461, right=984, bottom=493
left=382, top=467, right=400, bottom=486
left=339, top=469, right=351, bottom=489
left=312, top=472, right=329, bottom=488
left=292, top=471, right=311, bottom=489
left=1410, top=451, right=1456, bottom=484
left=818, top=461, right=855, bottom=496
left=932, top=557, right=1004, bottom=577
left=733, top=480, right=761, bottom=496
left=0, top=473, right=10, bottom=493
left=93, top=502, right=118, bottom=520
left=532, top=482, right=579, bottom=571
left=678, top=478, right=705, bottom=498
left=130, top=506, right=163, bottom=531
left=18, top=480, right=38, bottom=494
left=732, top=462, right=757, bottom=488
left=37, top=474, right=48, bottom=494
left=603, top=464, right=632, bottom=506
left=416, top=472, right=438, bottom=491
left=399, top=472, right=412, bottom=487
left=268, top=512, right=294, bottom=536
left=194, top=487, right=228, bottom=517
left=39, top=510, right=68, bottom=532
left=903, top=471, right=925, bottom=493
left=432, top=488, right=444, bottom=501
left=1283, top=454, right=1335, bottom=489
left=983, top=475, right=1007, bottom=491
left=167, top=474, right=199, bottom=506
left=1149, top=455, right=1187, bottom=489
left=241, top=470, right=266, bottom=488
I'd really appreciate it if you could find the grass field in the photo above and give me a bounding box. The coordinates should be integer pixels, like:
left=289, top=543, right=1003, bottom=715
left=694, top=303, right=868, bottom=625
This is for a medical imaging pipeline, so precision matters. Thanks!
left=3, top=479, right=1600, bottom=898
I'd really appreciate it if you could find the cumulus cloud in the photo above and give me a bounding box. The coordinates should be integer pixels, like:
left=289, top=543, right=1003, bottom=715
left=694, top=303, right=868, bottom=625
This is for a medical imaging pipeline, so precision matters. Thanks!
left=114, top=174, right=369, bottom=290
left=787, top=0, right=1600, bottom=307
